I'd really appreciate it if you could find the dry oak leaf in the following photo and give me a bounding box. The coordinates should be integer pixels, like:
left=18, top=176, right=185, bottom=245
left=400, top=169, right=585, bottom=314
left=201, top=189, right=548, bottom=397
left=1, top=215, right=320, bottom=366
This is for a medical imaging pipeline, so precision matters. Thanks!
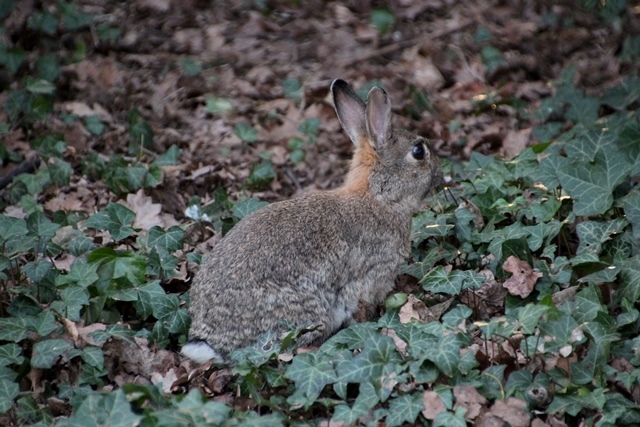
left=453, top=385, right=487, bottom=420
left=422, top=390, right=447, bottom=420
left=502, top=256, right=542, bottom=298
left=485, top=398, right=530, bottom=427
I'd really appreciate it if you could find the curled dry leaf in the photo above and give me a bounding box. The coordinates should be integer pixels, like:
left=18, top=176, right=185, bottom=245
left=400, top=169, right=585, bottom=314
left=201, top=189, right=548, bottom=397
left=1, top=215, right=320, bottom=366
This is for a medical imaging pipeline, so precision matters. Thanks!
left=483, top=398, right=530, bottom=427
left=454, top=385, right=487, bottom=420
left=422, top=390, right=447, bottom=420
left=502, top=256, right=542, bottom=298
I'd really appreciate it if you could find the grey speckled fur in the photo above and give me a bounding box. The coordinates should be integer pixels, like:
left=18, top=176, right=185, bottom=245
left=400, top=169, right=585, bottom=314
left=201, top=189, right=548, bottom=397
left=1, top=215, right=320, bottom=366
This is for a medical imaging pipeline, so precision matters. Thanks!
left=183, top=79, right=442, bottom=363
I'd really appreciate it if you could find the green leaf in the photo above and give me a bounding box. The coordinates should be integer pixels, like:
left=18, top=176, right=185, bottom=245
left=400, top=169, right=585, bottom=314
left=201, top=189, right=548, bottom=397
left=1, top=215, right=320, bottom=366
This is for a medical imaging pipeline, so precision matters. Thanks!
left=232, top=198, right=268, bottom=220
left=147, top=226, right=185, bottom=252
left=370, top=9, right=395, bottom=34
left=245, top=161, right=276, bottom=190
left=0, top=215, right=28, bottom=240
left=84, top=115, right=105, bottom=135
left=480, top=45, right=504, bottom=73
left=427, top=334, right=461, bottom=377
left=205, top=96, right=233, bottom=114
left=385, top=393, right=423, bottom=427
left=433, top=407, right=467, bottom=427
left=179, top=58, right=202, bottom=76
left=88, top=247, right=146, bottom=289
left=557, top=145, right=632, bottom=216
left=337, top=334, right=402, bottom=385
left=155, top=144, right=180, bottom=166
left=62, top=260, right=100, bottom=288
left=0, top=344, right=24, bottom=366
left=26, top=210, right=59, bottom=241
left=31, top=339, right=72, bottom=369
left=0, top=317, right=31, bottom=342
left=421, top=267, right=484, bottom=295
left=285, top=352, right=338, bottom=409
left=30, top=310, right=61, bottom=337
left=0, top=378, right=19, bottom=414
left=518, top=304, right=549, bottom=334
left=234, top=122, right=258, bottom=143
left=128, top=110, right=154, bottom=154
left=81, top=347, right=104, bottom=369
left=60, top=389, right=141, bottom=427
left=621, top=188, right=640, bottom=241
left=85, top=203, right=136, bottom=241
left=22, top=259, right=53, bottom=283
left=282, top=78, right=302, bottom=100
left=555, top=84, right=600, bottom=125
left=0, top=46, right=26, bottom=74
left=36, top=53, right=60, bottom=82
left=621, top=255, right=640, bottom=303
left=573, top=218, right=628, bottom=265
left=134, top=281, right=166, bottom=319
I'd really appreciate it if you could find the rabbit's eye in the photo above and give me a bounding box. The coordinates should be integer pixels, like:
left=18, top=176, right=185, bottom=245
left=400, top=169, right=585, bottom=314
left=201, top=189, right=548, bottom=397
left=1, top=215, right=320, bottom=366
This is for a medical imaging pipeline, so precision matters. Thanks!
left=412, top=143, right=426, bottom=160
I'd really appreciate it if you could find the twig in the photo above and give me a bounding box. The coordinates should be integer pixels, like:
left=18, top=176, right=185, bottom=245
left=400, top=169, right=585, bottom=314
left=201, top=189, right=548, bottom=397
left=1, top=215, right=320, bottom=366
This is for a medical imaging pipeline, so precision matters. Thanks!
left=0, top=155, right=41, bottom=190
left=338, top=19, right=475, bottom=68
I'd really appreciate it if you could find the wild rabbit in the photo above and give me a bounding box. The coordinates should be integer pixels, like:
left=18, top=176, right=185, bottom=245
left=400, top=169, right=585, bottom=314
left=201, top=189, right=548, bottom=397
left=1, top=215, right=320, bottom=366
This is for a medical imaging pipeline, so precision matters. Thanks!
left=182, top=79, right=442, bottom=363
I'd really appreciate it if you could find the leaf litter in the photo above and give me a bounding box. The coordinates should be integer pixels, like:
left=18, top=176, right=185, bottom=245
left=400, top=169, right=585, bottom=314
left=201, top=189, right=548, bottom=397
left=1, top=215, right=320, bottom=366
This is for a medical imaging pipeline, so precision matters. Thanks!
left=0, top=0, right=639, bottom=425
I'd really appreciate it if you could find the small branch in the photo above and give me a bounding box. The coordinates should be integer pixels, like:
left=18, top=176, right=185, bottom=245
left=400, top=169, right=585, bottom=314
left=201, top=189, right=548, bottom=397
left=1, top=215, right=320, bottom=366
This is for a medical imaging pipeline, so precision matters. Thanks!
left=0, top=155, right=41, bottom=190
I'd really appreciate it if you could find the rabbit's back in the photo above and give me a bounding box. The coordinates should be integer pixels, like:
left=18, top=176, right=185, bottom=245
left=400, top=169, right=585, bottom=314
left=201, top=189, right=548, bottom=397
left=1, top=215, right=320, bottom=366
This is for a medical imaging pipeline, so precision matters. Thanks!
left=187, top=190, right=410, bottom=359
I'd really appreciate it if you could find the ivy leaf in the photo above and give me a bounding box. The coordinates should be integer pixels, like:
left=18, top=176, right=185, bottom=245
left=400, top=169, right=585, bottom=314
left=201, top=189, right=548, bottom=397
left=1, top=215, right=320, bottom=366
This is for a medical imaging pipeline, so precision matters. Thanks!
left=285, top=352, right=338, bottom=409
left=0, top=378, right=19, bottom=414
left=426, top=334, right=462, bottom=377
left=0, top=317, right=31, bottom=342
left=61, top=389, right=141, bottom=427
left=26, top=210, right=59, bottom=241
left=22, top=259, right=53, bottom=283
left=31, top=339, right=72, bottom=369
left=147, top=226, right=184, bottom=252
left=80, top=347, right=104, bottom=369
left=134, top=281, right=166, bottom=319
left=620, top=255, right=640, bottom=303
left=0, top=344, right=24, bottom=366
left=421, top=267, right=484, bottom=295
left=232, top=198, right=268, bottom=220
left=85, top=203, right=136, bottom=241
left=573, top=218, right=628, bottom=265
left=517, top=304, right=549, bottom=334
left=29, top=310, right=60, bottom=337
left=621, top=188, right=640, bottom=241
left=386, top=393, right=424, bottom=427
left=337, top=334, right=402, bottom=385
left=245, top=161, right=276, bottom=190
left=557, top=148, right=632, bottom=216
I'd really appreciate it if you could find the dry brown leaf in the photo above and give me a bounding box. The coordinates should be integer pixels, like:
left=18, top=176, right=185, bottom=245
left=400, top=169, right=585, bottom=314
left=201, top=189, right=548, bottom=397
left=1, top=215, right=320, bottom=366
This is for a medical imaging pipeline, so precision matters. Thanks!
left=502, top=256, right=542, bottom=298
left=124, top=190, right=163, bottom=230
left=422, top=390, right=447, bottom=420
left=486, top=398, right=530, bottom=427
left=383, top=328, right=408, bottom=356
left=454, top=385, right=487, bottom=420
left=77, top=323, right=107, bottom=347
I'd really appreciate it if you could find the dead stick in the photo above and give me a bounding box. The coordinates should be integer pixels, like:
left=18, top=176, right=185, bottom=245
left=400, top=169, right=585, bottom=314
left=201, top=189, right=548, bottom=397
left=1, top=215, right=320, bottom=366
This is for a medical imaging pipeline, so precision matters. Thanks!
left=339, top=19, right=475, bottom=68
left=0, top=155, right=41, bottom=190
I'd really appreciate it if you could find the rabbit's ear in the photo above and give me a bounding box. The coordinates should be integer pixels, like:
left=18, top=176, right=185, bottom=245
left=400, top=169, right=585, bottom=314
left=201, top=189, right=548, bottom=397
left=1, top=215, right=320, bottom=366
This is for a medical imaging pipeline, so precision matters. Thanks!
left=332, top=79, right=367, bottom=147
left=365, top=87, right=391, bottom=151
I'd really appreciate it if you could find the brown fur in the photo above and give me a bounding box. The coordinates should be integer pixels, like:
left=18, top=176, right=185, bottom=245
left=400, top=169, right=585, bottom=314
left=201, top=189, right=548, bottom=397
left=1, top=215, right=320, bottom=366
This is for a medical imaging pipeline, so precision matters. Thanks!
left=342, top=137, right=378, bottom=192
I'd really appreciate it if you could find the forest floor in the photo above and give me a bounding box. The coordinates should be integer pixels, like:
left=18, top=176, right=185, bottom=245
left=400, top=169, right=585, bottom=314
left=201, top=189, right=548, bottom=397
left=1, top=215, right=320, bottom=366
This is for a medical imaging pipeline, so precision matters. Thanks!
left=1, top=0, right=639, bottom=424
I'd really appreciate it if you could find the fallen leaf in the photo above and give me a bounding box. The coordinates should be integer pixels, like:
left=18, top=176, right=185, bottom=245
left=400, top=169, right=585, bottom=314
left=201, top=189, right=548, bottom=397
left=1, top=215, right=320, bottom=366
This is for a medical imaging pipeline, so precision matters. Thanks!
left=454, top=385, right=487, bottom=420
left=485, top=398, right=530, bottom=427
left=422, top=390, right=447, bottom=420
left=502, top=256, right=542, bottom=298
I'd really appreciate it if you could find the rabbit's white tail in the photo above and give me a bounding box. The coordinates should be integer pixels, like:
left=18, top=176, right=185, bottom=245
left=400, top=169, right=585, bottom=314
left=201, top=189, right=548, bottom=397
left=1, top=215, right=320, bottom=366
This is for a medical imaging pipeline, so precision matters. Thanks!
left=181, top=340, right=222, bottom=364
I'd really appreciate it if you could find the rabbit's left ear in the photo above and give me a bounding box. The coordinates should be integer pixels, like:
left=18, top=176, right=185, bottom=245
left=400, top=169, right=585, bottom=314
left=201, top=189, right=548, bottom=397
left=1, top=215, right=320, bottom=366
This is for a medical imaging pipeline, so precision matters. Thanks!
left=332, top=79, right=367, bottom=147
left=365, top=86, right=392, bottom=151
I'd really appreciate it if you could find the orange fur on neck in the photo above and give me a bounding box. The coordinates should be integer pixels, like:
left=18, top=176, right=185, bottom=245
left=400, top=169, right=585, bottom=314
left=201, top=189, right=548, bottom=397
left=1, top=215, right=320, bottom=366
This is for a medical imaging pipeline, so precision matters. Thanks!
left=341, top=138, right=377, bottom=193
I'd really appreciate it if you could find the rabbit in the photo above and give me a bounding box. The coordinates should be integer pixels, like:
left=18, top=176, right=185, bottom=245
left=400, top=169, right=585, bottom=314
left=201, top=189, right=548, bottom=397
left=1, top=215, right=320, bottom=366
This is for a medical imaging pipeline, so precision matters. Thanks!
left=182, top=79, right=443, bottom=364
